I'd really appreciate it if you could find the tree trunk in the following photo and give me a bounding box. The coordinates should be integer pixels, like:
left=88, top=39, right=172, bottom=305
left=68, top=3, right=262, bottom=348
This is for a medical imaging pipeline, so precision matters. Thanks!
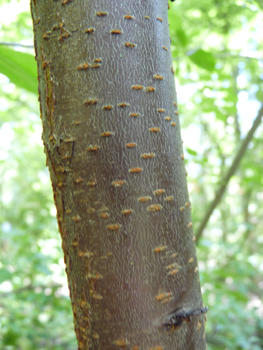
left=31, top=0, right=207, bottom=349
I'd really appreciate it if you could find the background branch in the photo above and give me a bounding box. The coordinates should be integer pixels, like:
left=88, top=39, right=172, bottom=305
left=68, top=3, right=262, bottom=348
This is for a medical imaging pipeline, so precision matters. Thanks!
left=196, top=104, right=263, bottom=243
left=0, top=42, right=34, bottom=48
left=0, top=283, right=62, bottom=297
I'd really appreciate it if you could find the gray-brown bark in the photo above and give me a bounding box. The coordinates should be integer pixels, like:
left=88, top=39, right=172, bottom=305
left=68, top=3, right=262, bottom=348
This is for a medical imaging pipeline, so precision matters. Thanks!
left=31, top=0, right=207, bottom=349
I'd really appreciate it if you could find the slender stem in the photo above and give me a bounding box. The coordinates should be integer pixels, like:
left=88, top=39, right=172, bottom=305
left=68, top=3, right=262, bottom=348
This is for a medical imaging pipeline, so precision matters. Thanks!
left=196, top=104, right=263, bottom=243
left=0, top=283, right=61, bottom=296
left=0, top=42, right=34, bottom=48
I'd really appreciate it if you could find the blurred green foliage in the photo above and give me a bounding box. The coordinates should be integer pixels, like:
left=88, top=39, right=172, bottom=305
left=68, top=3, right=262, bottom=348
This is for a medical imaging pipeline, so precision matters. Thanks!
left=0, top=0, right=263, bottom=349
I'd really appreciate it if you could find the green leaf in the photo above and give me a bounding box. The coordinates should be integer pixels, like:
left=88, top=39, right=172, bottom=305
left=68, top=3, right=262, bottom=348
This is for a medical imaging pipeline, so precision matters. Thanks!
left=186, top=147, right=197, bottom=156
left=0, top=268, right=12, bottom=283
left=170, top=13, right=188, bottom=47
left=3, top=329, right=20, bottom=346
left=176, top=28, right=188, bottom=47
left=188, top=49, right=216, bottom=71
left=0, top=46, right=38, bottom=94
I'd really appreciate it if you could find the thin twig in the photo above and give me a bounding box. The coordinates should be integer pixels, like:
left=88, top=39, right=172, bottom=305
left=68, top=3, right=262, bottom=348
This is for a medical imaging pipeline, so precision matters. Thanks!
left=0, top=42, right=259, bottom=60
left=0, top=283, right=62, bottom=296
left=196, top=104, right=263, bottom=243
left=0, top=42, right=34, bottom=48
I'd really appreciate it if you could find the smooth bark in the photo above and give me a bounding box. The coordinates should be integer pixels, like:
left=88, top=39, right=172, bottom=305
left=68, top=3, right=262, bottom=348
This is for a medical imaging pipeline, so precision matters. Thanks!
left=31, top=0, right=206, bottom=349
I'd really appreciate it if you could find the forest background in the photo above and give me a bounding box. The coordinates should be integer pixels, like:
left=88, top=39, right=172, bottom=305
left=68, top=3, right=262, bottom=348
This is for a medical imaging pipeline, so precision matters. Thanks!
left=0, top=0, right=263, bottom=349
